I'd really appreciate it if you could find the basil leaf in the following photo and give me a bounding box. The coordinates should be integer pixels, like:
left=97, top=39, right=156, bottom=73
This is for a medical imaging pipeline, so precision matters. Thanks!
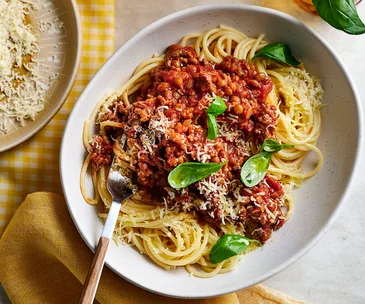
left=168, top=161, right=226, bottom=189
left=262, top=139, right=294, bottom=153
left=205, top=96, right=226, bottom=140
left=207, top=96, right=227, bottom=116
left=240, top=152, right=272, bottom=187
left=207, top=113, right=218, bottom=140
left=252, top=43, right=300, bottom=67
left=240, top=140, right=294, bottom=187
left=210, top=234, right=260, bottom=264
left=313, top=0, right=365, bottom=35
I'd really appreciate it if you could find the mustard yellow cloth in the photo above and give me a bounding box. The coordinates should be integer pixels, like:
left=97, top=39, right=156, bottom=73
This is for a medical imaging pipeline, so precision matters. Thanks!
left=0, top=192, right=304, bottom=304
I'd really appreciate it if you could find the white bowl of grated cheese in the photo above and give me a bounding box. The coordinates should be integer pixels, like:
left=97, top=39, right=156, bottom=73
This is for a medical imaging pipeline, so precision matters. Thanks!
left=0, top=0, right=81, bottom=152
left=61, top=4, right=362, bottom=299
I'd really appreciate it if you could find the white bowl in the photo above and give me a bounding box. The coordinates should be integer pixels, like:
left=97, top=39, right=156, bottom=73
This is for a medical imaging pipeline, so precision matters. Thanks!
left=60, top=4, right=363, bottom=298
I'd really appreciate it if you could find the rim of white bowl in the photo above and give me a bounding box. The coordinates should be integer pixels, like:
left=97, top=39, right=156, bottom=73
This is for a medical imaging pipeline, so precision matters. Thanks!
left=60, top=4, right=364, bottom=299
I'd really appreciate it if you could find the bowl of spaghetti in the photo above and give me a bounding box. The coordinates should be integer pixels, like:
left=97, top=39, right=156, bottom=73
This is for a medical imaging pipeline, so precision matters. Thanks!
left=61, top=5, right=362, bottom=298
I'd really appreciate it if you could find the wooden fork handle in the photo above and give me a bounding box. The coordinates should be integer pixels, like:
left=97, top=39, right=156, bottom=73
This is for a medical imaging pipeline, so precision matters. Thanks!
left=79, top=236, right=110, bottom=304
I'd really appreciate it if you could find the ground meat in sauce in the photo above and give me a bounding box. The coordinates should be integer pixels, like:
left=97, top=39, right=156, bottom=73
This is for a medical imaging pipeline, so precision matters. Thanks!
left=89, top=45, right=285, bottom=243
left=89, top=135, right=113, bottom=171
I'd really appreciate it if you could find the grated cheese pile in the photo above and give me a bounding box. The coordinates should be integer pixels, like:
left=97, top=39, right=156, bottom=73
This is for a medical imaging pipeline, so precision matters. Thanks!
left=0, top=0, right=53, bottom=134
left=281, top=69, right=323, bottom=110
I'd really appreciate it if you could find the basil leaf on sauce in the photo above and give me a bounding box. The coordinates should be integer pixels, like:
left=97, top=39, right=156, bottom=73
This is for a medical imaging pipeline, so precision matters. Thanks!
left=262, top=139, right=294, bottom=153
left=206, top=95, right=227, bottom=141
left=241, top=139, right=294, bottom=187
left=252, top=43, right=300, bottom=67
left=207, top=113, right=218, bottom=141
left=168, top=161, right=227, bottom=189
left=210, top=234, right=261, bottom=264
left=207, top=96, right=227, bottom=116
left=313, top=0, right=365, bottom=35
left=240, top=152, right=272, bottom=187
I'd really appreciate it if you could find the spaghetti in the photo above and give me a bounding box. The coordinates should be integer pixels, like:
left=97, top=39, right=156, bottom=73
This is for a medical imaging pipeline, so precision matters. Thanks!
left=81, top=25, right=323, bottom=278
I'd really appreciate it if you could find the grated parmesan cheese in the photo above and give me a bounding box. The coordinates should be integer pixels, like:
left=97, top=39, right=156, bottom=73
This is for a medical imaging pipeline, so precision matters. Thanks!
left=281, top=69, right=323, bottom=111
left=140, top=129, right=156, bottom=153
left=218, top=122, right=242, bottom=142
left=0, top=0, right=59, bottom=134
left=149, top=106, right=174, bottom=136
left=38, top=16, right=64, bottom=34
left=196, top=173, right=243, bottom=223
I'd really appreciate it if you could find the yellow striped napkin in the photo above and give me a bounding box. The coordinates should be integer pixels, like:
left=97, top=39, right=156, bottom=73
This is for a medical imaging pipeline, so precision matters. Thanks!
left=0, top=0, right=114, bottom=235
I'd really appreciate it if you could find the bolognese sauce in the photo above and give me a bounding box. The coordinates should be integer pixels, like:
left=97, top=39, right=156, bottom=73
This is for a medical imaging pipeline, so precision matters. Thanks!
left=90, top=45, right=286, bottom=243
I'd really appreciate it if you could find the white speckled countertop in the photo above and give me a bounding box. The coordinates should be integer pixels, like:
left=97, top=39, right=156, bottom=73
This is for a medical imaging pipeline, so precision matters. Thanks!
left=114, top=1, right=365, bottom=303
left=2, top=1, right=364, bottom=303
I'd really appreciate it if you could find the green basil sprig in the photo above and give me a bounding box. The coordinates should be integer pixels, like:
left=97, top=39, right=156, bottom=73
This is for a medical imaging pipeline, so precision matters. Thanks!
left=210, top=234, right=261, bottom=264
left=168, top=161, right=227, bottom=189
left=313, top=0, right=365, bottom=35
left=207, top=113, right=218, bottom=140
left=262, top=139, right=294, bottom=153
left=207, top=96, right=227, bottom=115
left=252, top=43, right=300, bottom=67
left=240, top=139, right=294, bottom=187
left=206, top=95, right=227, bottom=141
left=240, top=152, right=272, bottom=188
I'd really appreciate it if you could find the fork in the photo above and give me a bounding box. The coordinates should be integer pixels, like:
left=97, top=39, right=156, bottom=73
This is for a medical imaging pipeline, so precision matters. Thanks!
left=79, top=166, right=135, bottom=304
